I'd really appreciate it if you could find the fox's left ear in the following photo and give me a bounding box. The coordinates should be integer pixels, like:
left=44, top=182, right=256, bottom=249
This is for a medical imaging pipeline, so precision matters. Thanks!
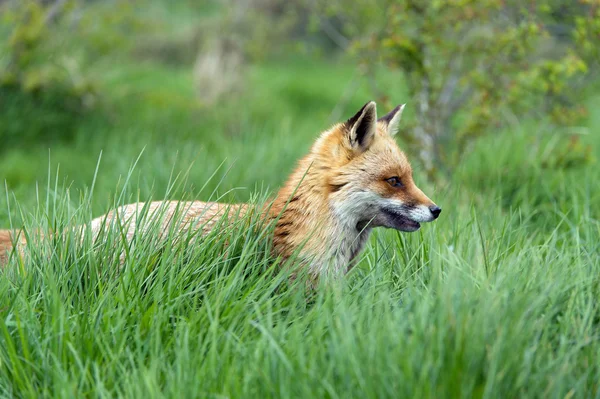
left=378, top=104, right=405, bottom=136
left=345, top=101, right=377, bottom=152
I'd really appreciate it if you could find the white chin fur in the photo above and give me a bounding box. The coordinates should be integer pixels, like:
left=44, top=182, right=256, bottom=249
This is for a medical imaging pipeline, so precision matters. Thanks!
left=332, top=191, right=381, bottom=225
left=408, top=205, right=435, bottom=223
left=333, top=195, right=434, bottom=227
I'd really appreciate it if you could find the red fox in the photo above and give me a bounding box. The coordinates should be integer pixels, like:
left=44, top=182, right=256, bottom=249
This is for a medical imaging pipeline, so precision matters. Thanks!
left=0, top=101, right=440, bottom=279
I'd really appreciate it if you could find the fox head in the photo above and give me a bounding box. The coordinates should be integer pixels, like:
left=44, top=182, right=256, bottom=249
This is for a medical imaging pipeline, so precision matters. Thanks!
left=316, top=101, right=441, bottom=233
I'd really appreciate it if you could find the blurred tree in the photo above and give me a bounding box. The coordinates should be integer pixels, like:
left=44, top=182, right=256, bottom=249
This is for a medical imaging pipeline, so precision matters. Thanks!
left=1, top=1, right=95, bottom=104
left=0, top=0, right=143, bottom=149
left=192, top=1, right=248, bottom=106
left=312, top=0, right=595, bottom=176
left=192, top=0, right=321, bottom=105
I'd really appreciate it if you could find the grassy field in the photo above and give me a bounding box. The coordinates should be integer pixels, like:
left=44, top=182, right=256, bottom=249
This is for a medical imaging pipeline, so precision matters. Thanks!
left=1, top=12, right=600, bottom=398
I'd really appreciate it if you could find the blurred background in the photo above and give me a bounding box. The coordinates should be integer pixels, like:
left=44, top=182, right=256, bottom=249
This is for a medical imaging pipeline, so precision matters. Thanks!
left=0, top=0, right=599, bottom=226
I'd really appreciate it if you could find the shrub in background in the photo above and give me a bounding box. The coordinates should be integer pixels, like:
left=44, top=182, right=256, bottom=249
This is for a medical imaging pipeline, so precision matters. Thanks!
left=0, top=0, right=144, bottom=150
left=0, top=1, right=94, bottom=149
left=313, top=0, right=597, bottom=176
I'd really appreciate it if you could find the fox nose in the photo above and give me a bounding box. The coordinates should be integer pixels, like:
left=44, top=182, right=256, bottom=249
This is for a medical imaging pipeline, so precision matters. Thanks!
left=429, top=205, right=442, bottom=219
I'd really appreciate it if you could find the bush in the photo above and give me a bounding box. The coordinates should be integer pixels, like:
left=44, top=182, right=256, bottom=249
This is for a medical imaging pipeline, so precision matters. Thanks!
left=314, top=0, right=597, bottom=176
left=0, top=1, right=96, bottom=149
left=0, top=0, right=145, bottom=150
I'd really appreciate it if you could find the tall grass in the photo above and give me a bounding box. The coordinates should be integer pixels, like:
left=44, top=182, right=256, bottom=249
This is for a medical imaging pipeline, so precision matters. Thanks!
left=1, top=33, right=599, bottom=398
left=0, top=132, right=598, bottom=397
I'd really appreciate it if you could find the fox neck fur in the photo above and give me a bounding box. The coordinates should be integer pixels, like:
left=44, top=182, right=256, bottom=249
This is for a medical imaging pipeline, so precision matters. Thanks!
left=269, top=137, right=372, bottom=279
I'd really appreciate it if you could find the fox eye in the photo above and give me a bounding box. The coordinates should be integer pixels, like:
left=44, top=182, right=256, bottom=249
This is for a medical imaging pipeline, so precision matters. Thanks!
left=386, top=176, right=403, bottom=188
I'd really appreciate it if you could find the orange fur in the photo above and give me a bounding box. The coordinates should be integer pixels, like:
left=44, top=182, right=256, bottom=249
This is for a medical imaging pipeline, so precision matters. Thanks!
left=0, top=230, right=25, bottom=267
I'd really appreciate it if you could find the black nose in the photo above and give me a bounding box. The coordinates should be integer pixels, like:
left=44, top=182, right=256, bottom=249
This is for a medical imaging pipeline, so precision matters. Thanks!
left=429, top=205, right=442, bottom=219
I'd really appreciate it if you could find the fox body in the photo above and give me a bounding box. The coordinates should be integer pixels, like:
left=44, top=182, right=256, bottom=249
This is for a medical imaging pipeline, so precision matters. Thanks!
left=0, top=101, right=440, bottom=279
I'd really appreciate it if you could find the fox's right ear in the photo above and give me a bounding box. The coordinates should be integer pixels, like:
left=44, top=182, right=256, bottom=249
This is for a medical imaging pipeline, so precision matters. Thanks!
left=378, top=104, right=405, bottom=136
left=344, top=101, right=377, bottom=152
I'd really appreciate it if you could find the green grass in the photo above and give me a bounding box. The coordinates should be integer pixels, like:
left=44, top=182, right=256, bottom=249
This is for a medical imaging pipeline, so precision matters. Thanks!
left=1, top=30, right=600, bottom=399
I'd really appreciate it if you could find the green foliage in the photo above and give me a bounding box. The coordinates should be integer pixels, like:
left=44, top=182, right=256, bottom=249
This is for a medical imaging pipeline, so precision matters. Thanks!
left=573, top=0, right=600, bottom=66
left=315, top=0, right=596, bottom=175
left=0, top=1, right=97, bottom=148
left=192, top=0, right=329, bottom=63
left=0, top=0, right=146, bottom=149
